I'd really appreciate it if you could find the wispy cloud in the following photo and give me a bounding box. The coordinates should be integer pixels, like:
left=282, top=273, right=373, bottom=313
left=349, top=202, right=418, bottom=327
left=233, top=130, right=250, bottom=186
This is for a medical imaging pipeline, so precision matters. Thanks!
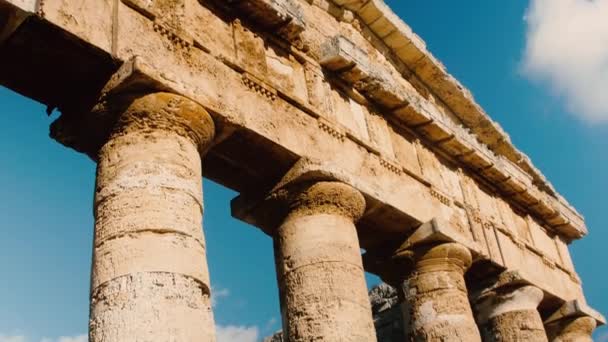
left=522, top=0, right=608, bottom=123
left=211, top=287, right=230, bottom=308
left=40, top=335, right=87, bottom=342
left=216, top=325, right=259, bottom=342
left=0, top=335, right=86, bottom=342
left=0, top=335, right=26, bottom=342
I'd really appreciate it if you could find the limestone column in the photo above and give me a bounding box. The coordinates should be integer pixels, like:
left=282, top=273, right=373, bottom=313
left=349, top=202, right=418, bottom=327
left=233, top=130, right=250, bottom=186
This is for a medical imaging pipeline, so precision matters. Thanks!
left=89, top=92, right=216, bottom=341
left=475, top=285, right=547, bottom=342
left=545, top=316, right=596, bottom=342
left=397, top=242, right=482, bottom=342
left=273, top=181, right=377, bottom=341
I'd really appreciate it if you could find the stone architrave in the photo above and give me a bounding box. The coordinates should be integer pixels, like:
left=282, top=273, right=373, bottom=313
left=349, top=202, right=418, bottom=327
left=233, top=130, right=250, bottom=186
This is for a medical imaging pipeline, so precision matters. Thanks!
left=89, top=91, right=217, bottom=341
left=473, top=271, right=547, bottom=342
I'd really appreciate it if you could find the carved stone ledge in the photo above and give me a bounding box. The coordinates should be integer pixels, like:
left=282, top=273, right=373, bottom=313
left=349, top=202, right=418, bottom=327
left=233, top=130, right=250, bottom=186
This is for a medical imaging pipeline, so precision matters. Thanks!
left=221, top=0, right=305, bottom=43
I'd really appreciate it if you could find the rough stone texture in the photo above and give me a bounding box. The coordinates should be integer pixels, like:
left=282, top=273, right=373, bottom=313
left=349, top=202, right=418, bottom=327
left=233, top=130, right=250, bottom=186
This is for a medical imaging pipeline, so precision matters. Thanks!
left=399, top=243, right=481, bottom=342
left=274, top=181, right=377, bottom=341
left=475, top=285, right=547, bottom=342
left=90, top=92, right=216, bottom=342
left=264, top=331, right=285, bottom=342
left=545, top=316, right=596, bottom=342
left=0, top=0, right=604, bottom=339
left=369, top=283, right=405, bottom=342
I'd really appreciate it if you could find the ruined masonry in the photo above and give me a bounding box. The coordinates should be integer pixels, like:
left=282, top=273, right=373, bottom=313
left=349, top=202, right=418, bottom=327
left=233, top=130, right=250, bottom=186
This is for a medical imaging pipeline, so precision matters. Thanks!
left=0, top=0, right=604, bottom=341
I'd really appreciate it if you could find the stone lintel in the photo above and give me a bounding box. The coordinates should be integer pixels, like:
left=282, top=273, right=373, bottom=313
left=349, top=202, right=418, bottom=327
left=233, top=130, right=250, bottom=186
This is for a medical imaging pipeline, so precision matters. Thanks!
left=0, top=0, right=35, bottom=45
left=545, top=300, right=606, bottom=326
left=395, top=217, right=480, bottom=255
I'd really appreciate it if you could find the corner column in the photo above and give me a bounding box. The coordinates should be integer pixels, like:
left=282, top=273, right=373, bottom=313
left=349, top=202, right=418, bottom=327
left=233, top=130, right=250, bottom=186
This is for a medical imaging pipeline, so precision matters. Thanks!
left=89, top=92, right=216, bottom=341
left=544, top=300, right=605, bottom=342
left=545, top=316, right=596, bottom=342
left=397, top=242, right=482, bottom=342
left=475, top=284, right=547, bottom=341
left=273, top=181, right=377, bottom=341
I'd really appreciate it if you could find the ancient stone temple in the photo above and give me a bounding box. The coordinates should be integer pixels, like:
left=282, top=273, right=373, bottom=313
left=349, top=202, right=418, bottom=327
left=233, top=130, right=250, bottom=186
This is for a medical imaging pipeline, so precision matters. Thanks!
left=0, top=0, right=604, bottom=340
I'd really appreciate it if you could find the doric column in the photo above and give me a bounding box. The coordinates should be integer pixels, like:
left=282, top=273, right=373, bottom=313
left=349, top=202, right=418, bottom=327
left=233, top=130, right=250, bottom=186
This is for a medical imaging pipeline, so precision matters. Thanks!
left=397, top=242, right=482, bottom=342
left=273, top=181, right=377, bottom=341
left=545, top=316, right=596, bottom=342
left=89, top=92, right=216, bottom=341
left=544, top=300, right=604, bottom=342
left=475, top=284, right=547, bottom=342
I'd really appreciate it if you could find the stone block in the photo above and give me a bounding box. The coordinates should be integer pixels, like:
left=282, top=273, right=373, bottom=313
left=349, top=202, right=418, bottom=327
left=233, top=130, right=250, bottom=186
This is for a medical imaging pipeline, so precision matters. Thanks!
left=265, top=46, right=308, bottom=102
left=224, top=0, right=305, bottom=42
left=185, top=0, right=235, bottom=60
left=399, top=217, right=479, bottom=253
left=389, top=126, right=422, bottom=177
left=528, top=217, right=561, bottom=263
left=41, top=0, right=114, bottom=53
left=366, top=112, right=395, bottom=159
left=234, top=20, right=268, bottom=78
left=555, top=236, right=576, bottom=272
left=320, top=35, right=369, bottom=71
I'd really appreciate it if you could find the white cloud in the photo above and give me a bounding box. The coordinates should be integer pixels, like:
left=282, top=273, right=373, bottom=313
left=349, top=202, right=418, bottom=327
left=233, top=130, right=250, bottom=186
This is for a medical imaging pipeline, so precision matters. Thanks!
left=216, top=325, right=259, bottom=342
left=41, top=335, right=87, bottom=342
left=211, top=287, right=230, bottom=308
left=0, top=335, right=26, bottom=342
left=0, top=334, right=86, bottom=342
left=522, top=0, right=608, bottom=122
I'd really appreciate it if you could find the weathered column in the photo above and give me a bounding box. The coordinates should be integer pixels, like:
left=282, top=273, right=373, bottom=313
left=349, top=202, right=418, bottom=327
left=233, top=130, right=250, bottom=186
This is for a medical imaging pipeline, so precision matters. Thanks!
left=89, top=92, right=216, bottom=341
left=273, top=181, right=377, bottom=341
left=475, top=284, right=547, bottom=341
left=544, top=300, right=604, bottom=342
left=397, top=242, right=482, bottom=342
left=545, top=316, right=596, bottom=342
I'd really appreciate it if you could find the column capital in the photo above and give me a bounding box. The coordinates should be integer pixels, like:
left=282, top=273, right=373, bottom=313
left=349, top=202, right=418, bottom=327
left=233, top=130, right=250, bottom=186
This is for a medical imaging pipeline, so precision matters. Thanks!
left=101, top=92, right=216, bottom=152
left=471, top=270, right=544, bottom=324
left=544, top=300, right=605, bottom=342
left=363, top=218, right=475, bottom=285
left=546, top=316, right=596, bottom=342
left=475, top=285, right=544, bottom=325
left=51, top=57, right=217, bottom=159
left=232, top=158, right=367, bottom=234
left=271, top=180, right=365, bottom=221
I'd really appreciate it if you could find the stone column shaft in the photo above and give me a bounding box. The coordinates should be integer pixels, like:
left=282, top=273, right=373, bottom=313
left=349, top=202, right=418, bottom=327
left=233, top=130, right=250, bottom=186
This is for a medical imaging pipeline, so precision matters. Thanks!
left=89, top=92, right=216, bottom=341
left=475, top=285, right=547, bottom=342
left=274, top=181, right=377, bottom=341
left=399, top=242, right=482, bottom=342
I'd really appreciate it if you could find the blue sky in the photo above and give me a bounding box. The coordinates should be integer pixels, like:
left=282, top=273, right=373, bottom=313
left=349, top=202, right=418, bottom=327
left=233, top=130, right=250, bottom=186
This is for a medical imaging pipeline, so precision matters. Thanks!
left=0, top=1, right=606, bottom=341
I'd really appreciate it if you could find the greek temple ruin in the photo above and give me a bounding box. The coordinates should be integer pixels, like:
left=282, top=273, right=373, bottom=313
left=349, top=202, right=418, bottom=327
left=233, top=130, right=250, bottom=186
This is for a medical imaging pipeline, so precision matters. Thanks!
left=1, top=0, right=604, bottom=340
